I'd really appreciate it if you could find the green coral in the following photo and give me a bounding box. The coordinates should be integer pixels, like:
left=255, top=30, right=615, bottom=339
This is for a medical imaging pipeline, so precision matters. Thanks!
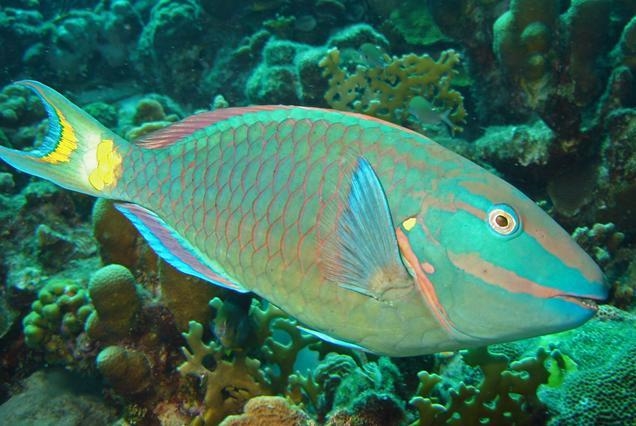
left=538, top=306, right=636, bottom=425
left=85, top=264, right=141, bottom=343
left=178, top=296, right=335, bottom=424
left=410, top=347, right=551, bottom=425
left=386, top=0, right=450, bottom=47
left=22, top=278, right=94, bottom=364
left=320, top=47, right=466, bottom=134
left=612, top=16, right=636, bottom=69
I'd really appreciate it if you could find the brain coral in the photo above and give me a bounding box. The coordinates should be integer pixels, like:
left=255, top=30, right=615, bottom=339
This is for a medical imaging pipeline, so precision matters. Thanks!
left=539, top=306, right=636, bottom=425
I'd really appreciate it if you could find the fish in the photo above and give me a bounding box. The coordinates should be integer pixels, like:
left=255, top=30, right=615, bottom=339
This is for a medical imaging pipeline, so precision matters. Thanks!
left=408, top=95, right=455, bottom=132
left=358, top=43, right=390, bottom=68
left=0, top=81, right=607, bottom=356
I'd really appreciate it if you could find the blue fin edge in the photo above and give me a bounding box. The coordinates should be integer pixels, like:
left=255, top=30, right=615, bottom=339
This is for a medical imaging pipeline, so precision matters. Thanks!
left=297, top=326, right=370, bottom=352
left=114, top=202, right=248, bottom=293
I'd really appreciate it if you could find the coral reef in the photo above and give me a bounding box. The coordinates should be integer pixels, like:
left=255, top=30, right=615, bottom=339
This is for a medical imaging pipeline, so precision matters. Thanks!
left=2, top=1, right=636, bottom=425
left=220, top=395, right=316, bottom=426
left=409, top=347, right=550, bottom=425
left=179, top=320, right=270, bottom=425
left=85, top=264, right=141, bottom=343
left=290, top=354, right=407, bottom=424
left=96, top=345, right=152, bottom=396
left=539, top=306, right=636, bottom=425
left=21, top=278, right=94, bottom=365
left=320, top=43, right=466, bottom=134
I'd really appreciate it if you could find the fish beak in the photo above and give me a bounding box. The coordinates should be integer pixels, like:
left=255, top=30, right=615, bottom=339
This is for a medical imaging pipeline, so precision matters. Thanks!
left=557, top=295, right=601, bottom=312
left=556, top=272, right=608, bottom=313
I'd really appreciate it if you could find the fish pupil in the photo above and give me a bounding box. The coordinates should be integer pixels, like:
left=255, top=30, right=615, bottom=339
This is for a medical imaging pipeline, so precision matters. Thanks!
left=495, top=214, right=509, bottom=228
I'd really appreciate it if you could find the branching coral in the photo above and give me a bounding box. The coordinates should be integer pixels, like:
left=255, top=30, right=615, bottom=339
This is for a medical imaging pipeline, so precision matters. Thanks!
left=288, top=353, right=407, bottom=424
left=179, top=296, right=334, bottom=424
left=410, top=346, right=551, bottom=425
left=320, top=47, right=467, bottom=133
left=178, top=320, right=270, bottom=425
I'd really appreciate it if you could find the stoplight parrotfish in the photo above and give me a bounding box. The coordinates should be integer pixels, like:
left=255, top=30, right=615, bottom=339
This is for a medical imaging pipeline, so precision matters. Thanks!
left=0, top=81, right=607, bottom=356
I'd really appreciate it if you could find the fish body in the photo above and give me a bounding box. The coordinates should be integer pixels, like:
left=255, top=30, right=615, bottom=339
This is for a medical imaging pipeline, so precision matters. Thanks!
left=0, top=81, right=607, bottom=356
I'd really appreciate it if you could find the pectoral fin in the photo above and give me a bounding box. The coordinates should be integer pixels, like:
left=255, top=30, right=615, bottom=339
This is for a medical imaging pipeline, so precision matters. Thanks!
left=322, top=157, right=411, bottom=300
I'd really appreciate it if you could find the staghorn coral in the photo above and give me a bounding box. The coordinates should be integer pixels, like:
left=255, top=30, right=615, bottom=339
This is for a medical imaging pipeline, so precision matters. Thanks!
left=320, top=46, right=466, bottom=134
left=178, top=295, right=333, bottom=424
left=179, top=320, right=270, bottom=425
left=410, top=346, right=551, bottom=425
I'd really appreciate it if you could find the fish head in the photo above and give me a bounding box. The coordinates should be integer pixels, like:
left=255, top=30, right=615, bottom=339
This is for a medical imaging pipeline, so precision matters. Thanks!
left=399, top=169, right=607, bottom=346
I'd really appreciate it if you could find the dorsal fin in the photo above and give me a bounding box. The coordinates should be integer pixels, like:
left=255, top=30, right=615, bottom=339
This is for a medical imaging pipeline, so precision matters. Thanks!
left=136, top=105, right=292, bottom=149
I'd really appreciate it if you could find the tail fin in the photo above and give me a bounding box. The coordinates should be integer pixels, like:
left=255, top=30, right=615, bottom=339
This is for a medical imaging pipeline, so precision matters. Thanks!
left=0, top=80, right=128, bottom=197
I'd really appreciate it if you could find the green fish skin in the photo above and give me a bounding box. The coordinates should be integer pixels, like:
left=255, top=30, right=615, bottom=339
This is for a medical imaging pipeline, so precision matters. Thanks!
left=0, top=81, right=607, bottom=356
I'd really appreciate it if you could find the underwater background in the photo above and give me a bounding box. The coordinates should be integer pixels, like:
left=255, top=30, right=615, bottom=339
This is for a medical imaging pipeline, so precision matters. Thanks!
left=0, top=0, right=635, bottom=424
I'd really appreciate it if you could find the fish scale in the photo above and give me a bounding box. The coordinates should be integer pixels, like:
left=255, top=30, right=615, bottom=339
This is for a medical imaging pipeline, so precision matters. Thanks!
left=121, top=114, right=418, bottom=324
left=0, top=81, right=607, bottom=356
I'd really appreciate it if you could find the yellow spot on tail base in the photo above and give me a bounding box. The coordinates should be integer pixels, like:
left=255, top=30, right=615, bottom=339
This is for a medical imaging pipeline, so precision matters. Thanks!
left=402, top=217, right=417, bottom=231
left=88, top=139, right=122, bottom=191
left=41, top=105, right=78, bottom=164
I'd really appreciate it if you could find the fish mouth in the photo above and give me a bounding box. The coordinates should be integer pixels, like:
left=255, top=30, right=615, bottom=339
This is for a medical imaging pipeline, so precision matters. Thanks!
left=556, top=295, right=601, bottom=311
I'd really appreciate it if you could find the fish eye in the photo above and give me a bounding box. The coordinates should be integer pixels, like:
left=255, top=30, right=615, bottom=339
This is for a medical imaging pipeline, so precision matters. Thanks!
left=487, top=204, right=520, bottom=236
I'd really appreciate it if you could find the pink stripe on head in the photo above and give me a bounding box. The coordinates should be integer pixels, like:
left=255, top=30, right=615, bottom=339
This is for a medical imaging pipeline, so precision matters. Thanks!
left=447, top=251, right=562, bottom=298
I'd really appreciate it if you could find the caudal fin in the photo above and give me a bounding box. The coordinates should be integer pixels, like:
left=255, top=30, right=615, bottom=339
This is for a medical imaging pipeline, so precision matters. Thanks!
left=0, top=80, right=128, bottom=197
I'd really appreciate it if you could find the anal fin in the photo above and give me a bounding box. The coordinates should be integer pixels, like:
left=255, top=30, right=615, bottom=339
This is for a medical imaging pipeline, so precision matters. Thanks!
left=298, top=326, right=370, bottom=352
left=114, top=202, right=248, bottom=293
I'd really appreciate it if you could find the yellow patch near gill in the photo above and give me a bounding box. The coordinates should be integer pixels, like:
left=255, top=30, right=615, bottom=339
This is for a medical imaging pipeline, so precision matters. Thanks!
left=402, top=217, right=417, bottom=231
left=88, top=139, right=122, bottom=191
left=41, top=105, right=78, bottom=164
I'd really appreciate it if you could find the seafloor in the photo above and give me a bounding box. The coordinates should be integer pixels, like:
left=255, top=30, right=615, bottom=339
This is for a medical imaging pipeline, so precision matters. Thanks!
left=0, top=0, right=635, bottom=425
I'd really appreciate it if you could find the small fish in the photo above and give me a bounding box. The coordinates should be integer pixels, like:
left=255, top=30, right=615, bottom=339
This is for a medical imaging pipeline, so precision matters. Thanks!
left=211, top=295, right=255, bottom=350
left=408, top=95, right=455, bottom=132
left=358, top=43, right=391, bottom=68
left=0, top=81, right=607, bottom=356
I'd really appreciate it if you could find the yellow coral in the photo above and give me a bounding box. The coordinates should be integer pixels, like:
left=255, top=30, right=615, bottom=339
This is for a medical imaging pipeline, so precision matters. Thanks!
left=319, top=47, right=466, bottom=134
left=179, top=321, right=270, bottom=425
